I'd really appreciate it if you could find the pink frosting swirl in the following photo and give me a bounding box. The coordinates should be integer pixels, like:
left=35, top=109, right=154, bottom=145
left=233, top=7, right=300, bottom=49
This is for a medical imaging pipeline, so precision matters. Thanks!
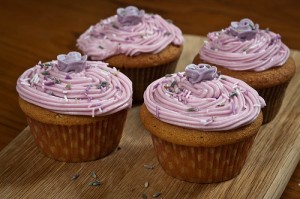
left=143, top=64, right=265, bottom=131
left=77, top=6, right=183, bottom=60
left=17, top=59, right=132, bottom=117
left=200, top=20, right=289, bottom=72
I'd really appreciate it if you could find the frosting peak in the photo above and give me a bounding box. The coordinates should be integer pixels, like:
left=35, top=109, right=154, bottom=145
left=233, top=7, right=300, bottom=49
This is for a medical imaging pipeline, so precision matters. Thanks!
left=117, top=6, right=145, bottom=26
left=57, top=52, right=87, bottom=73
left=185, top=64, right=217, bottom=84
left=143, top=65, right=265, bottom=131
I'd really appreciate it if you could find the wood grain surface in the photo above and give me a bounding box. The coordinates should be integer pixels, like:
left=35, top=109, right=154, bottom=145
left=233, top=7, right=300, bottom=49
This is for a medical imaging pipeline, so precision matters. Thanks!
left=0, top=35, right=299, bottom=198
left=0, top=1, right=299, bottom=198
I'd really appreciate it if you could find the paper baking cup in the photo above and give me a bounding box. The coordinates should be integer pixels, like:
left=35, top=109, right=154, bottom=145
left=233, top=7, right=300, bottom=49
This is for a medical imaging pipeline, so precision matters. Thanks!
left=151, top=134, right=257, bottom=183
left=26, top=110, right=127, bottom=162
left=117, top=60, right=178, bottom=103
left=257, top=81, right=290, bottom=124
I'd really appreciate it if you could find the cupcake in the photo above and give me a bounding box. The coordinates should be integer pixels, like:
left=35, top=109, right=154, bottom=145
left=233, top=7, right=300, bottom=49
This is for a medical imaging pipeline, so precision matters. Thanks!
left=77, top=6, right=184, bottom=102
left=140, top=63, right=265, bottom=183
left=193, top=18, right=296, bottom=124
left=16, top=52, right=132, bottom=162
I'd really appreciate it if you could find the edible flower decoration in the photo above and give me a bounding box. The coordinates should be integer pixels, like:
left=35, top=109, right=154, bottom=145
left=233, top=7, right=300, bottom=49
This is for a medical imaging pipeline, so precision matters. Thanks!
left=57, top=52, right=87, bottom=73
left=185, top=64, right=217, bottom=84
left=227, top=18, right=259, bottom=40
left=117, top=6, right=145, bottom=26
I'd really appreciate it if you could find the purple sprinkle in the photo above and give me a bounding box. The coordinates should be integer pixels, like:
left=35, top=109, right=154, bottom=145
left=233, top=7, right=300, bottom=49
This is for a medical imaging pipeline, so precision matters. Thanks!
left=164, top=31, right=171, bottom=36
left=65, top=74, right=72, bottom=79
left=276, top=34, right=281, bottom=40
left=153, top=83, right=160, bottom=89
left=44, top=81, right=55, bottom=86
left=156, top=106, right=160, bottom=118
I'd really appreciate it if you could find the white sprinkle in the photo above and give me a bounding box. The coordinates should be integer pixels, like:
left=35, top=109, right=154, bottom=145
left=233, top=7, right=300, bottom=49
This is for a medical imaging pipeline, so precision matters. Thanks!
left=63, top=90, right=68, bottom=94
left=86, top=26, right=93, bottom=33
left=20, top=81, right=30, bottom=86
left=92, top=108, right=95, bottom=117
left=253, top=104, right=261, bottom=107
left=144, top=164, right=154, bottom=170
left=22, top=78, right=30, bottom=82
left=112, top=67, right=119, bottom=76
left=64, top=95, right=68, bottom=102
left=204, top=40, right=208, bottom=44
left=98, top=107, right=103, bottom=113
left=30, top=73, right=40, bottom=84
left=200, top=119, right=207, bottom=124
left=144, top=181, right=149, bottom=188
left=233, top=81, right=239, bottom=88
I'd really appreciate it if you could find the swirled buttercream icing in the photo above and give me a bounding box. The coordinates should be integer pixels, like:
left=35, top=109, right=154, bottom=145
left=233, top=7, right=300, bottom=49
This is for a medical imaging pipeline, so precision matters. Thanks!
left=16, top=52, right=132, bottom=117
left=143, top=64, right=265, bottom=131
left=77, top=6, right=184, bottom=60
left=200, top=18, right=289, bottom=72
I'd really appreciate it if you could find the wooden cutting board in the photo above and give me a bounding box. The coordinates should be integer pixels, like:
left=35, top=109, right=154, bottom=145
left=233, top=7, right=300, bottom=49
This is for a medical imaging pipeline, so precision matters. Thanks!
left=0, top=35, right=299, bottom=199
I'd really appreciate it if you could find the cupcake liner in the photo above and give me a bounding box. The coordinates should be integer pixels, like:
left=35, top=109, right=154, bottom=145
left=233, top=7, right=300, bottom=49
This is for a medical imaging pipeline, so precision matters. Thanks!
left=26, top=110, right=128, bottom=162
left=115, top=60, right=178, bottom=103
left=257, top=81, right=290, bottom=124
left=151, top=134, right=257, bottom=183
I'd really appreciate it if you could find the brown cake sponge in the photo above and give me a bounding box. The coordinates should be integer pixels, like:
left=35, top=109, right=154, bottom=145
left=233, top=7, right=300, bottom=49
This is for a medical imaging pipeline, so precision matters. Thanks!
left=104, top=44, right=183, bottom=69
left=140, top=104, right=263, bottom=147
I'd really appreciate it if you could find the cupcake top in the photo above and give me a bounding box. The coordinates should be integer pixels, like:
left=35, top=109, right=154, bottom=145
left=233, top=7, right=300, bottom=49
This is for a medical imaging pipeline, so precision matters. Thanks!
left=143, top=63, right=265, bottom=131
left=16, top=52, right=132, bottom=117
left=77, top=6, right=184, bottom=60
left=200, top=18, right=290, bottom=72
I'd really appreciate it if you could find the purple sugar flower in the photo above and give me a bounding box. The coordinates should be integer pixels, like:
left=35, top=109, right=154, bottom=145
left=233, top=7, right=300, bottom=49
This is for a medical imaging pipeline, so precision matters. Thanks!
left=117, top=6, right=145, bottom=26
left=185, top=64, right=217, bottom=84
left=227, top=18, right=259, bottom=40
left=57, top=52, right=87, bottom=73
